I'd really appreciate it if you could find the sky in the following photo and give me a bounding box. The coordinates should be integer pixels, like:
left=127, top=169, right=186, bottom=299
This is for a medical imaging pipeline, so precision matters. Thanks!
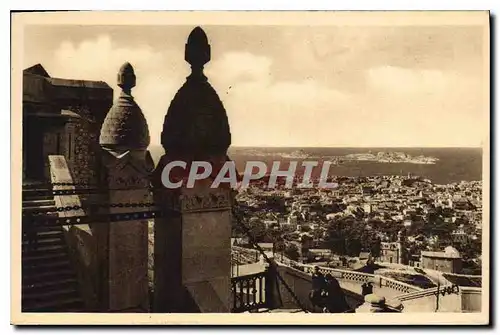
left=23, top=24, right=486, bottom=148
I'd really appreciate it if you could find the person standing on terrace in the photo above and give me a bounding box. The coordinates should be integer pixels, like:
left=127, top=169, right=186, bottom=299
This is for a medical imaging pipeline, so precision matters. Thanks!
left=309, top=266, right=327, bottom=311
left=312, top=266, right=326, bottom=290
left=324, top=273, right=350, bottom=313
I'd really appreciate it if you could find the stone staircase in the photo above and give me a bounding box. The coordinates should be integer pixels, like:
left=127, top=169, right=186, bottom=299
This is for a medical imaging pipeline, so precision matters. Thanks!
left=22, top=191, right=85, bottom=312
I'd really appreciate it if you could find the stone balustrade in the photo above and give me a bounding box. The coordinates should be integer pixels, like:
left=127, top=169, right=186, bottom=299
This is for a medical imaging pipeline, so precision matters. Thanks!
left=459, top=287, right=482, bottom=312
left=395, top=284, right=459, bottom=302
left=379, top=276, right=420, bottom=294
left=301, top=264, right=421, bottom=295
left=231, top=250, right=479, bottom=314
left=231, top=270, right=270, bottom=312
left=274, top=261, right=480, bottom=313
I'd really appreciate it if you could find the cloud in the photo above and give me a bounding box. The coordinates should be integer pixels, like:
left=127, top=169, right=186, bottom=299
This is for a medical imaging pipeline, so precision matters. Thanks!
left=206, top=52, right=272, bottom=85
left=367, top=66, right=448, bottom=95
left=206, top=52, right=353, bottom=147
left=47, top=38, right=356, bottom=148
left=363, top=66, right=484, bottom=147
left=48, top=38, right=355, bottom=148
left=34, top=32, right=484, bottom=148
left=48, top=35, right=187, bottom=147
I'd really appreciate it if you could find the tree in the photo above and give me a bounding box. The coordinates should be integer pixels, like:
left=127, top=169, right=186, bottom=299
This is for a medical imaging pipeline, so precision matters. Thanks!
left=284, top=244, right=300, bottom=261
left=458, top=239, right=482, bottom=261
left=344, top=237, right=362, bottom=256
left=326, top=217, right=380, bottom=257
left=368, top=236, right=382, bottom=258
left=247, top=220, right=267, bottom=242
left=262, top=226, right=285, bottom=244
left=275, top=240, right=286, bottom=252
left=299, top=225, right=311, bottom=233
left=422, top=214, right=454, bottom=242
left=312, top=229, right=324, bottom=241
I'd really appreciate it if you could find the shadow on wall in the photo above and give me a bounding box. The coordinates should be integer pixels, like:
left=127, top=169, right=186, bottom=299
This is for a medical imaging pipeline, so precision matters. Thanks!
left=63, top=224, right=100, bottom=311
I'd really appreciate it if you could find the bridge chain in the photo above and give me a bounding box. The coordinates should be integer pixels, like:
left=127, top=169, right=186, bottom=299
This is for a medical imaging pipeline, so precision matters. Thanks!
left=232, top=206, right=310, bottom=313
left=22, top=187, right=158, bottom=197
left=438, top=285, right=460, bottom=296
left=42, top=181, right=98, bottom=187
left=24, top=181, right=158, bottom=189
left=22, top=209, right=175, bottom=230
left=25, top=202, right=158, bottom=216
left=23, top=182, right=312, bottom=312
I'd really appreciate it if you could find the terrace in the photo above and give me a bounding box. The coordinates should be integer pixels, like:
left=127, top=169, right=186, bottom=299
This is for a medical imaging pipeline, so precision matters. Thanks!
left=228, top=247, right=482, bottom=313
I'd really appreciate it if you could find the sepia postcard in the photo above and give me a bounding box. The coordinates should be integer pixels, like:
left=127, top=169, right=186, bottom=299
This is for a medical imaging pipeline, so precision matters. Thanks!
left=11, top=10, right=490, bottom=325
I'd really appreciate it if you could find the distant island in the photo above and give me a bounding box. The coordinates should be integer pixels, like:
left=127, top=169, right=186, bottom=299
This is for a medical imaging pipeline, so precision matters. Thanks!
left=242, top=149, right=311, bottom=159
left=235, top=149, right=439, bottom=165
left=342, top=151, right=439, bottom=165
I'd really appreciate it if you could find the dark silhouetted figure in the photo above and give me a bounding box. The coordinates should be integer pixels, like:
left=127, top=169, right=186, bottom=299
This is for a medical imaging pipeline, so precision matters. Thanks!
left=361, top=282, right=374, bottom=296
left=324, top=273, right=350, bottom=313
left=309, top=266, right=327, bottom=311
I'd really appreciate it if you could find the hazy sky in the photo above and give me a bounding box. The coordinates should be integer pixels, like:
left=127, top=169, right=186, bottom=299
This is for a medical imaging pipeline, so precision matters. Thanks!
left=23, top=24, right=486, bottom=147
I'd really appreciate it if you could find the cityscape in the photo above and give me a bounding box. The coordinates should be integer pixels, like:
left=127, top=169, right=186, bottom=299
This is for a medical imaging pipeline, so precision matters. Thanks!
left=232, top=169, right=482, bottom=280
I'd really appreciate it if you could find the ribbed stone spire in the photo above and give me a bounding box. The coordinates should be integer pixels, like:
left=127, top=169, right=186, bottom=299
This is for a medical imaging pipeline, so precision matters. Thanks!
left=99, top=62, right=150, bottom=150
left=161, top=27, right=231, bottom=157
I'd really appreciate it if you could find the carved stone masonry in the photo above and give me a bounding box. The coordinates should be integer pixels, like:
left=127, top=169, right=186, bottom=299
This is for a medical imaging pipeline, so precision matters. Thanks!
left=179, top=190, right=232, bottom=212
left=97, top=62, right=151, bottom=312
left=153, top=27, right=233, bottom=313
left=160, top=189, right=232, bottom=213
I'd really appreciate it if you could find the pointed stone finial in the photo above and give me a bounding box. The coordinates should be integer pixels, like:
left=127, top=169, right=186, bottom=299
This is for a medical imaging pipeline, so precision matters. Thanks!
left=160, top=26, right=230, bottom=157
left=355, top=294, right=389, bottom=313
left=99, top=62, right=150, bottom=150
left=185, top=27, right=211, bottom=74
left=117, top=62, right=136, bottom=95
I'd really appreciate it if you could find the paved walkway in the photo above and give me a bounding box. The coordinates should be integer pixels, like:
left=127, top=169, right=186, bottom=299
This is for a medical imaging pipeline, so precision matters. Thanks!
left=339, top=280, right=404, bottom=302
left=232, top=262, right=266, bottom=277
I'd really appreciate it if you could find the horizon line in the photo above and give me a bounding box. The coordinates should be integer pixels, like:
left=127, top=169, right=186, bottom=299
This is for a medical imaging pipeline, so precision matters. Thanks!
left=227, top=145, right=483, bottom=149
left=148, top=144, right=483, bottom=149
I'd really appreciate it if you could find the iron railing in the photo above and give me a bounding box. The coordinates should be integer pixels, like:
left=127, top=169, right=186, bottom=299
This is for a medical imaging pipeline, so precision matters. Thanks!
left=231, top=270, right=270, bottom=312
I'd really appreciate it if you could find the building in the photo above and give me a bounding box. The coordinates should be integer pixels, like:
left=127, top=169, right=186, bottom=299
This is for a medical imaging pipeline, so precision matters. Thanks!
left=360, top=186, right=374, bottom=196
left=257, top=243, right=275, bottom=253
left=263, top=220, right=278, bottom=229
left=23, top=64, right=113, bottom=184
left=379, top=230, right=407, bottom=265
left=363, top=203, right=372, bottom=214
left=452, top=228, right=469, bottom=245
left=284, top=214, right=298, bottom=230
left=326, top=212, right=341, bottom=220
left=231, top=237, right=249, bottom=246
left=308, top=249, right=332, bottom=259
left=421, top=246, right=463, bottom=273
left=380, top=242, right=400, bottom=264
left=403, top=219, right=412, bottom=227
left=408, top=254, right=421, bottom=267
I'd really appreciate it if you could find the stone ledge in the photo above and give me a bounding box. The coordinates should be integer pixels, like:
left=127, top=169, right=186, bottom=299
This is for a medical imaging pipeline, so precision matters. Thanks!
left=157, top=189, right=233, bottom=213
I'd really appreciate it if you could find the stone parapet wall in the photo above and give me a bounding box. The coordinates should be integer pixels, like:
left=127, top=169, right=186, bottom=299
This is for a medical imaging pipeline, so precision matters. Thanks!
left=460, top=287, right=482, bottom=312
left=300, top=264, right=421, bottom=295
left=63, top=224, right=100, bottom=311
left=49, top=155, right=101, bottom=311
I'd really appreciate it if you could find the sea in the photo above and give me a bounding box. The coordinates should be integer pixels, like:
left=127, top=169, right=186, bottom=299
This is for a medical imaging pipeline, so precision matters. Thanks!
left=148, top=146, right=482, bottom=185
